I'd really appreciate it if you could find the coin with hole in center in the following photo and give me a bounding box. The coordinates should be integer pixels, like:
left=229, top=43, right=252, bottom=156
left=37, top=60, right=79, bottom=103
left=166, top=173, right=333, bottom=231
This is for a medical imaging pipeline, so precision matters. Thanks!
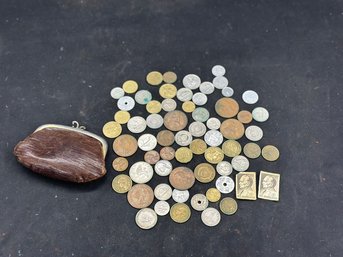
left=216, top=176, right=235, bottom=194
left=191, top=194, right=208, bottom=211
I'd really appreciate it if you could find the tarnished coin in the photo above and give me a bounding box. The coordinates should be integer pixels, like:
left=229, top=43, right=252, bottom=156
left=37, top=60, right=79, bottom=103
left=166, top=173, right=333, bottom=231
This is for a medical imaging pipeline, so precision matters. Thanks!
left=194, top=163, right=216, bottom=183
left=161, top=98, right=177, bottom=112
left=127, top=184, right=154, bottom=209
left=188, top=121, right=207, bottom=137
left=212, top=65, right=226, bottom=76
left=216, top=161, right=233, bottom=176
left=216, top=176, right=235, bottom=194
left=201, top=207, right=221, bottom=227
left=204, top=130, right=223, bottom=147
left=222, top=86, right=234, bottom=97
left=114, top=110, right=131, bottom=124
left=164, top=110, right=188, bottom=131
left=204, top=147, right=224, bottom=164
left=220, top=197, right=238, bottom=215
left=170, top=203, right=191, bottom=223
left=245, top=125, right=263, bottom=141
left=252, top=107, right=269, bottom=122
left=262, top=145, right=280, bottom=161
left=206, top=188, right=221, bottom=202
left=175, top=130, right=193, bottom=146
left=127, top=116, right=147, bottom=133
left=146, top=100, right=162, bottom=114
left=199, top=81, right=215, bottom=95
left=163, top=71, right=177, bottom=83
left=237, top=110, right=253, bottom=124
left=169, top=166, right=195, bottom=190
left=183, top=74, right=201, bottom=90
left=231, top=155, right=250, bottom=172
left=213, top=76, right=229, bottom=89
left=242, top=90, right=259, bottom=104
left=117, top=96, right=135, bottom=111
left=146, top=71, right=163, bottom=86
left=112, top=157, right=129, bottom=172
left=192, top=92, right=208, bottom=106
left=122, top=80, right=138, bottom=94
left=135, top=90, right=152, bottom=105
left=206, top=117, right=221, bottom=130
left=110, top=87, right=124, bottom=99
left=182, top=101, right=196, bottom=113
left=160, top=146, right=175, bottom=161
left=159, top=84, right=177, bottom=99
left=215, top=98, right=239, bottom=118
left=176, top=88, right=193, bottom=102
left=243, top=143, right=261, bottom=159
left=157, top=130, right=174, bottom=146
left=190, top=139, right=207, bottom=155
left=129, top=161, right=154, bottom=183
left=138, top=134, right=157, bottom=151
left=135, top=208, right=158, bottom=229
left=172, top=189, right=190, bottom=203
left=113, top=134, right=138, bottom=157
left=175, top=147, right=193, bottom=163
left=220, top=119, right=245, bottom=140
left=154, top=201, right=170, bottom=216
left=102, top=121, right=122, bottom=138
left=192, top=107, right=210, bottom=122
left=222, top=140, right=242, bottom=157
left=146, top=113, right=164, bottom=129
left=154, top=160, right=173, bottom=176
left=191, top=194, right=208, bottom=211
left=112, top=174, right=132, bottom=193
left=154, top=183, right=172, bottom=200
left=144, top=150, right=160, bottom=165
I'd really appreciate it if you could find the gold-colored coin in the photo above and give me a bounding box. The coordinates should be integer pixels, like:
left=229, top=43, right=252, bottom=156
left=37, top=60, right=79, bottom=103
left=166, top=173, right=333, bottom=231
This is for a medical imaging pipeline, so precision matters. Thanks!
left=112, top=157, right=129, bottom=172
left=114, top=110, right=131, bottom=124
left=204, top=146, right=224, bottom=164
left=219, top=197, right=238, bottom=215
left=175, top=147, right=193, bottom=163
left=102, top=121, right=122, bottom=138
left=122, top=80, right=138, bottom=94
left=146, top=71, right=163, bottom=86
left=182, top=101, right=196, bottom=113
left=163, top=71, right=177, bottom=83
left=190, top=139, right=207, bottom=155
left=170, top=203, right=191, bottom=223
left=243, top=143, right=261, bottom=159
left=112, top=174, right=132, bottom=194
left=146, top=100, right=162, bottom=114
left=159, top=84, right=177, bottom=99
left=222, top=140, right=242, bottom=157
left=262, top=145, right=280, bottom=161
left=206, top=188, right=221, bottom=202
left=194, top=163, right=216, bottom=183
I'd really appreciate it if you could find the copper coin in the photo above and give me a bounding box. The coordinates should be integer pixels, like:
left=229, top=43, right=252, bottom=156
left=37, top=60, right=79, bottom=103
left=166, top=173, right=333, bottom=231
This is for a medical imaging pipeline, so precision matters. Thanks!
left=215, top=98, right=239, bottom=118
left=237, top=110, right=253, bottom=124
left=160, top=146, right=175, bottom=161
left=112, top=157, right=129, bottom=172
left=169, top=167, right=195, bottom=190
left=220, top=119, right=245, bottom=140
left=144, top=150, right=160, bottom=165
left=127, top=184, right=154, bottom=209
left=113, top=134, right=138, bottom=157
left=157, top=130, right=175, bottom=146
left=163, top=110, right=188, bottom=131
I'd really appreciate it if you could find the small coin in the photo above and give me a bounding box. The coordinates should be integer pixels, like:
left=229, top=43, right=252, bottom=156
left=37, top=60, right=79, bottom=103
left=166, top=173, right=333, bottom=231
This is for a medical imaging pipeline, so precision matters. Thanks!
left=160, top=146, right=175, bottom=161
left=245, top=125, right=263, bottom=141
left=215, top=176, right=235, bottom=194
left=175, top=130, right=193, bottom=146
left=129, top=161, right=154, bottom=184
left=215, top=98, right=239, bottom=118
left=127, top=116, right=147, bottom=133
left=204, top=130, right=223, bottom=147
left=163, top=71, right=177, bottom=83
left=144, top=150, right=160, bottom=165
left=219, top=197, right=238, bottom=215
left=188, top=121, right=207, bottom=137
left=243, top=143, right=261, bottom=159
left=110, top=87, right=124, bottom=99
left=102, top=121, right=122, bottom=138
left=127, top=184, right=154, bottom=209
left=192, top=107, right=210, bottom=122
left=231, top=155, right=250, bottom=172
left=206, top=188, right=221, bottom=202
left=138, top=134, right=157, bottom=151
left=170, top=203, right=191, bottom=223
left=112, top=157, right=129, bottom=172
left=216, top=161, right=233, bottom=176
left=222, top=86, right=234, bottom=97
left=252, top=107, right=269, bottom=122
left=206, top=117, right=221, bottom=130
left=220, top=119, right=245, bottom=140
left=117, top=96, right=135, bottom=111
left=154, top=183, right=173, bottom=201
left=213, top=76, right=229, bottom=89
left=194, top=163, right=216, bottom=183
left=146, top=113, right=164, bottom=129
left=199, top=81, right=215, bottom=94
left=172, top=189, right=190, bottom=203
left=159, top=84, right=177, bottom=99
left=157, top=130, right=175, bottom=146
left=135, top=90, right=152, bottom=105
left=183, top=74, right=201, bottom=90
left=161, top=98, right=177, bottom=112
left=175, top=147, right=193, bottom=163
left=146, top=100, right=162, bottom=114
left=212, top=65, right=226, bottom=76
left=135, top=208, right=158, bottom=229
left=201, top=207, right=221, bottom=227
left=189, top=139, right=207, bottom=155
left=169, top=166, right=195, bottom=190
left=112, top=174, right=132, bottom=193
left=192, top=92, right=208, bottom=106
left=146, top=71, right=163, bottom=86
left=114, top=110, right=131, bottom=124
left=182, top=101, right=196, bottom=113
left=164, top=110, right=188, bottom=131
left=176, top=88, right=193, bottom=102
left=222, top=140, right=242, bottom=157
left=262, top=145, right=280, bottom=161
left=154, top=160, right=173, bottom=176
left=113, top=134, right=138, bottom=157
left=122, top=80, right=138, bottom=94
left=242, top=90, right=259, bottom=104
left=191, top=194, right=208, bottom=211
left=237, top=110, right=253, bottom=124
left=154, top=201, right=170, bottom=216
left=204, top=147, right=224, bottom=164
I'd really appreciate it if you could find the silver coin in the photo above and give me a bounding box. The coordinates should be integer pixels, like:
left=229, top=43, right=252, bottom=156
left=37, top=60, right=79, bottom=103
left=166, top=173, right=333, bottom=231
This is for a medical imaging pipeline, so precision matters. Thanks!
left=129, top=161, right=154, bottom=183
left=117, top=96, right=135, bottom=111
left=154, top=160, right=173, bottom=176
left=161, top=98, right=177, bottom=112
left=221, top=87, right=234, bottom=97
left=188, top=121, right=207, bottom=137
left=175, top=130, right=193, bottom=146
left=206, top=117, right=221, bottom=130
left=245, top=125, right=263, bottom=141
left=135, top=208, right=158, bottom=230
left=134, top=90, right=152, bottom=105
left=213, top=76, right=228, bottom=89
left=176, top=88, right=193, bottom=102
left=216, top=161, right=233, bottom=176
left=201, top=207, right=221, bottom=227
left=211, top=65, right=226, bottom=77
left=215, top=176, right=235, bottom=194
left=154, top=183, right=173, bottom=201
left=204, top=130, right=223, bottom=147
left=154, top=201, right=170, bottom=216
left=252, top=107, right=269, bottom=122
left=192, top=107, right=210, bottom=122
left=182, top=74, right=201, bottom=90
left=191, top=194, right=208, bottom=211
left=110, top=87, right=125, bottom=99
left=138, top=134, right=157, bottom=151
left=199, top=81, right=215, bottom=95
left=172, top=189, right=190, bottom=203
left=146, top=114, right=164, bottom=129
left=231, top=155, right=250, bottom=172
left=127, top=116, right=147, bottom=133
left=192, top=92, right=208, bottom=106
left=242, top=90, right=259, bottom=104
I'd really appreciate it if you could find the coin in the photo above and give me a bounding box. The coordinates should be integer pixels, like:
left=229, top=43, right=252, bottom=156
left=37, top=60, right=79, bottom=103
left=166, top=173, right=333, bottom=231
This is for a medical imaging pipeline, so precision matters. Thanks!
left=154, top=183, right=172, bottom=200
left=170, top=203, right=191, bottom=223
left=192, top=107, right=210, bottom=122
left=216, top=161, right=233, bottom=176
left=159, top=84, right=177, bottom=99
left=169, top=166, right=195, bottom=190
left=114, top=110, right=131, bottom=124
left=191, top=194, right=208, bottom=211
left=113, top=134, right=138, bottom=157
left=135, top=208, right=158, bottom=229
left=127, top=184, right=154, bottom=209
left=146, top=113, right=163, bottom=129
left=161, top=98, right=177, bottom=112
left=252, top=107, right=269, bottom=122
left=102, top=121, right=122, bottom=138
left=243, top=143, right=261, bottom=159
left=220, top=119, right=245, bottom=140
left=199, top=81, right=215, bottom=94
left=206, top=188, right=221, bottom=202
left=204, top=130, right=223, bottom=147
left=157, top=130, right=174, bottom=146
left=245, top=125, right=263, bottom=141
left=222, top=140, right=242, bottom=157
left=236, top=172, right=257, bottom=200
left=183, top=74, right=201, bottom=90
left=215, top=176, right=235, bottom=194
left=175, top=147, right=193, bottom=163
left=172, top=189, right=190, bottom=203
left=237, top=110, right=253, bottom=124
left=206, top=117, right=221, bottom=130
left=144, top=150, right=160, bottom=165
left=192, top=92, right=208, bottom=106
left=212, top=65, right=226, bottom=76
left=146, top=100, right=162, bottom=114
left=112, top=157, right=129, bottom=172
left=164, top=110, right=188, bottom=131
left=222, top=86, right=234, bottom=97
left=129, top=161, right=154, bottom=184
left=231, top=155, right=250, bottom=172
left=194, top=163, right=216, bottom=183
left=204, top=146, right=224, bottom=164
left=127, top=116, right=147, bottom=133
left=112, top=174, right=132, bottom=193
left=215, top=98, right=239, bottom=118
left=154, top=201, right=170, bottom=216
left=201, top=207, right=221, bottom=227
left=110, top=87, right=124, bottom=99
left=117, top=96, right=135, bottom=111
left=163, top=71, right=177, bottom=83
left=138, top=134, right=157, bottom=151
left=262, top=145, right=280, bottom=161
left=175, top=130, right=193, bottom=146
left=242, top=90, right=259, bottom=104
left=258, top=171, right=280, bottom=201
left=219, top=197, right=238, bottom=215
left=135, top=90, right=152, bottom=105
left=188, top=121, right=207, bottom=137
left=176, top=88, right=193, bottom=102
left=182, top=101, right=196, bottom=113
left=160, top=146, right=175, bottom=161
left=154, top=160, right=173, bottom=176
left=213, top=76, right=228, bottom=89
left=190, top=139, right=207, bottom=155
left=146, top=71, right=163, bottom=86
left=122, top=80, right=138, bottom=94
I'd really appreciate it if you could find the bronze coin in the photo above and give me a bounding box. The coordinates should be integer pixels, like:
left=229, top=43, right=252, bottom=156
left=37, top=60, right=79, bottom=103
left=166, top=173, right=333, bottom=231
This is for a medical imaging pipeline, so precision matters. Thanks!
left=160, top=146, right=175, bottom=161
left=220, top=119, right=245, bottom=140
left=169, top=167, right=195, bottom=190
left=237, top=110, right=253, bottom=124
left=127, top=184, right=154, bottom=209
left=144, top=150, right=160, bottom=165
left=215, top=98, right=239, bottom=118
left=163, top=71, right=177, bottom=83
left=157, top=130, right=175, bottom=146
left=163, top=110, right=188, bottom=131
left=112, top=157, right=129, bottom=172
left=113, top=134, right=138, bottom=157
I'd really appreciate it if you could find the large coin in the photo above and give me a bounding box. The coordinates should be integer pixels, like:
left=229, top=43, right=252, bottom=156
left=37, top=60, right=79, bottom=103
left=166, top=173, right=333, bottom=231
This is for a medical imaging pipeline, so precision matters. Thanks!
left=113, top=134, right=138, bottom=157
left=175, top=147, right=193, bottom=163
left=194, top=163, right=216, bottom=183
left=170, top=203, right=191, bottom=223
left=154, top=160, right=173, bottom=176
left=134, top=90, right=152, bottom=105
left=129, top=161, right=154, bottom=183
left=189, top=139, right=207, bottom=155
left=127, top=116, right=147, bottom=133
left=135, top=208, right=158, bottom=229
left=215, top=98, right=239, bottom=118
left=112, top=174, right=132, bottom=193
left=243, top=143, right=261, bottom=159
left=219, top=197, right=238, bottom=215
left=204, top=146, right=224, bottom=164
left=122, top=80, right=138, bottom=94
left=146, top=71, right=163, bottom=86
left=204, top=130, right=223, bottom=147
left=102, top=121, right=122, bottom=138
left=182, top=74, right=201, bottom=90
left=220, top=119, right=245, bottom=140
left=159, top=84, right=177, bottom=99
left=201, top=207, right=221, bottom=227
left=215, top=176, right=235, bottom=194
left=127, top=184, right=154, bottom=209
left=169, top=167, right=195, bottom=190
left=164, top=110, right=188, bottom=131
left=242, top=90, right=259, bottom=104
left=262, top=145, right=280, bottom=161
left=222, top=140, right=242, bottom=157
left=157, top=130, right=174, bottom=146
left=191, top=194, right=208, bottom=211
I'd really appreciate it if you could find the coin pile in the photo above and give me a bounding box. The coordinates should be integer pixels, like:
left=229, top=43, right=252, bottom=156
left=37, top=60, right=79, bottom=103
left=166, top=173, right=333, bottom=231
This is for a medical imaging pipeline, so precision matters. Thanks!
left=103, top=65, right=281, bottom=229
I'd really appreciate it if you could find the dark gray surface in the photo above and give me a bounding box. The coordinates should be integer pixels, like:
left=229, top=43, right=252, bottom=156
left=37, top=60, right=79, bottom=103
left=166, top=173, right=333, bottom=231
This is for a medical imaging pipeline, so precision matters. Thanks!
left=1, top=0, right=343, bottom=256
